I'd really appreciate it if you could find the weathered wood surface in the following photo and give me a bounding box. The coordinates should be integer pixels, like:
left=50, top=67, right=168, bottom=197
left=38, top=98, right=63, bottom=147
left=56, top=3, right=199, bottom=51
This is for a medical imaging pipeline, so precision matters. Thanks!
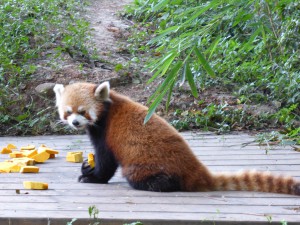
left=0, top=132, right=299, bottom=225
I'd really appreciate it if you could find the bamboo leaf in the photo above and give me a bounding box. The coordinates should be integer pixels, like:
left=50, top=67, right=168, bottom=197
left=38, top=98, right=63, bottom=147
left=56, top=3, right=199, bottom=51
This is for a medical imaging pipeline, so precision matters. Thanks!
left=179, top=48, right=195, bottom=86
left=147, top=51, right=177, bottom=84
left=166, top=79, right=176, bottom=112
left=206, top=35, right=221, bottom=60
left=145, top=61, right=183, bottom=123
left=240, top=26, right=262, bottom=51
left=184, top=61, right=198, bottom=98
left=147, top=60, right=183, bottom=103
left=144, top=87, right=168, bottom=124
left=145, top=61, right=182, bottom=123
left=182, top=0, right=221, bottom=26
left=152, top=0, right=169, bottom=12
left=194, top=47, right=216, bottom=78
left=148, top=25, right=180, bottom=45
left=160, top=53, right=178, bottom=77
left=260, top=24, right=267, bottom=45
left=147, top=51, right=174, bottom=71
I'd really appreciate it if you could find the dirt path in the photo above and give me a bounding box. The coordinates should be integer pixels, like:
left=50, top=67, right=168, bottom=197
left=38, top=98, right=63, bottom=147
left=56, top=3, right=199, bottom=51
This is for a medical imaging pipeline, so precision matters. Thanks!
left=82, top=0, right=156, bottom=104
left=85, top=0, right=132, bottom=63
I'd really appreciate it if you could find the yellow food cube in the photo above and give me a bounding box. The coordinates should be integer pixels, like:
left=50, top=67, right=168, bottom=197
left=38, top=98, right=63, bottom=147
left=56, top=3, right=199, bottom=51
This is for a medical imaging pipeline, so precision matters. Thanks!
left=1, top=147, right=12, bottom=154
left=9, top=151, right=24, bottom=158
left=67, top=151, right=83, bottom=156
left=0, top=162, right=21, bottom=173
left=20, top=145, right=35, bottom=150
left=7, top=144, right=17, bottom=150
left=23, top=181, right=48, bottom=190
left=32, top=151, right=50, bottom=163
left=20, top=166, right=39, bottom=173
left=6, top=157, right=35, bottom=166
left=21, top=149, right=38, bottom=158
left=88, top=153, right=95, bottom=168
left=38, top=147, right=59, bottom=155
left=38, top=146, right=48, bottom=151
left=45, top=149, right=59, bottom=154
left=66, top=151, right=83, bottom=163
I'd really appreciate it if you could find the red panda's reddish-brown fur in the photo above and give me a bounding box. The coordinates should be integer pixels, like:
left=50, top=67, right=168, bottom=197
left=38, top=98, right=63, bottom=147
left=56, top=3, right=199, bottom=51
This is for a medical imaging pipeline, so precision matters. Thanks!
left=106, top=91, right=214, bottom=191
left=54, top=82, right=300, bottom=195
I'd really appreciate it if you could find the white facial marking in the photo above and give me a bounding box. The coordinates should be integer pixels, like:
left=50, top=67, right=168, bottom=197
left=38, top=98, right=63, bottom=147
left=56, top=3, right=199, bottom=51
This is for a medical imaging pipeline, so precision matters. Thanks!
left=58, top=107, right=66, bottom=122
left=67, top=114, right=88, bottom=130
left=66, top=106, right=72, bottom=113
left=89, top=108, right=97, bottom=122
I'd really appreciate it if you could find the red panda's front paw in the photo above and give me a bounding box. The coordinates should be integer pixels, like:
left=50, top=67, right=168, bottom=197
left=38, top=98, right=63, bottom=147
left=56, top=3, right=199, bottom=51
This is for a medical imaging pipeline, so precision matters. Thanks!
left=81, top=159, right=94, bottom=175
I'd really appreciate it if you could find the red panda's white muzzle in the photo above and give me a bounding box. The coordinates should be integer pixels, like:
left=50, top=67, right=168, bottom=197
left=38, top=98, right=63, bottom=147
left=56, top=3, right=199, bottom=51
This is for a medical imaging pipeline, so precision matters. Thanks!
left=67, top=114, right=89, bottom=130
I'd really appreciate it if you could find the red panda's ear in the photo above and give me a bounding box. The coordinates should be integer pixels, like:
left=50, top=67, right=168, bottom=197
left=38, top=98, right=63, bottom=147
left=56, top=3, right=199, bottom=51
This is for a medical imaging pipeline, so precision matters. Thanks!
left=53, top=84, right=65, bottom=106
left=95, top=81, right=110, bottom=101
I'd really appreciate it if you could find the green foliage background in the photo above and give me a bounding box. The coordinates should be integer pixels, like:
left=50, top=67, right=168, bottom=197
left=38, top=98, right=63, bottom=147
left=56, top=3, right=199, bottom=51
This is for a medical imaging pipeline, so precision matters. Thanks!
left=0, top=0, right=91, bottom=135
left=0, top=0, right=299, bottom=144
left=126, top=0, right=300, bottom=143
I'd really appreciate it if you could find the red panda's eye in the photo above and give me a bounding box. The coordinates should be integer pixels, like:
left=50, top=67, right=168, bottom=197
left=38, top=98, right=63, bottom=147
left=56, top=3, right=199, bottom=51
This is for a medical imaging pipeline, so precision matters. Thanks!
left=66, top=111, right=72, bottom=116
left=78, top=110, right=86, bottom=115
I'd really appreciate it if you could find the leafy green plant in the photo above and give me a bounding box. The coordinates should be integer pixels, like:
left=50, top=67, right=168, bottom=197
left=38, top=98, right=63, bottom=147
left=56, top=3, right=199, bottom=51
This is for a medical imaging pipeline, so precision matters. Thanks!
left=127, top=0, right=300, bottom=116
left=126, top=0, right=300, bottom=143
left=88, top=205, right=100, bottom=225
left=88, top=205, right=99, bottom=219
left=171, top=103, right=271, bottom=134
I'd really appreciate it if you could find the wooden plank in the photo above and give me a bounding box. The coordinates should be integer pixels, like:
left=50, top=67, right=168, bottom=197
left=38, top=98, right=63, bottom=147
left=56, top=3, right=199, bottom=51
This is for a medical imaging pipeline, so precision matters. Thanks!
left=2, top=194, right=299, bottom=206
left=0, top=132, right=299, bottom=225
left=0, top=202, right=298, bottom=216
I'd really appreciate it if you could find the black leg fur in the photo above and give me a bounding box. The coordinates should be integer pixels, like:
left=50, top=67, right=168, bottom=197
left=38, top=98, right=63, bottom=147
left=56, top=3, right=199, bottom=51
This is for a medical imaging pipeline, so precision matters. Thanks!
left=79, top=102, right=118, bottom=184
left=78, top=159, right=103, bottom=183
left=127, top=173, right=182, bottom=192
left=81, top=159, right=94, bottom=175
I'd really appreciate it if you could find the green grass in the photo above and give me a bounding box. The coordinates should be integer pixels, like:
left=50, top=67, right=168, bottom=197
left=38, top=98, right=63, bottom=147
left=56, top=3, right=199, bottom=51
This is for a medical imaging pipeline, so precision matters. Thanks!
left=0, top=0, right=93, bottom=135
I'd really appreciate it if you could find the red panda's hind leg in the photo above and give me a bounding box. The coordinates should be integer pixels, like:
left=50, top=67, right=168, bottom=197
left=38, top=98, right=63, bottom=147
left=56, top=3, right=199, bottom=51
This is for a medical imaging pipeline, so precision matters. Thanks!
left=126, top=173, right=182, bottom=192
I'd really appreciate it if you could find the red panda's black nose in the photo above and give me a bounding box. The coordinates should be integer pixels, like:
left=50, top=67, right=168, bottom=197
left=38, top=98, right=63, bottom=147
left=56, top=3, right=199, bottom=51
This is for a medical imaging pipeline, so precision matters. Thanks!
left=72, top=120, right=80, bottom=127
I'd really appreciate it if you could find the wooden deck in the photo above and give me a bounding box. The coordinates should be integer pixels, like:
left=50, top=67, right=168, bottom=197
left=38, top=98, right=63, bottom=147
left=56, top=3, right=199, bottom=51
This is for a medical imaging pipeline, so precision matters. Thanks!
left=0, top=132, right=299, bottom=225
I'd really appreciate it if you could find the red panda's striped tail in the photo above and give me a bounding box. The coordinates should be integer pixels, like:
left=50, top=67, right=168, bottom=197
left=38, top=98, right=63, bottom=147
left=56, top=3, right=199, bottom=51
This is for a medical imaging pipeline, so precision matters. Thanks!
left=212, top=170, right=300, bottom=195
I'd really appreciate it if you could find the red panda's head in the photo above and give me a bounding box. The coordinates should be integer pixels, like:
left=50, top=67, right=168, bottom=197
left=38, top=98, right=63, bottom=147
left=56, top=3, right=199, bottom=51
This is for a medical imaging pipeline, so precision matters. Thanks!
left=53, top=82, right=110, bottom=129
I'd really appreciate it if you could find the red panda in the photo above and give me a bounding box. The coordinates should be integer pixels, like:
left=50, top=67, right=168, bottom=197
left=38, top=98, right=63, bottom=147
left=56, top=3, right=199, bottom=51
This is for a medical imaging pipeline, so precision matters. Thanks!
left=53, top=82, right=300, bottom=195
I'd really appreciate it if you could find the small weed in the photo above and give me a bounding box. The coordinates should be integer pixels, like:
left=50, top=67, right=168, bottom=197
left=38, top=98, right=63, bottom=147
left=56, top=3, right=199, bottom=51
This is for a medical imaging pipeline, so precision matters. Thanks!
left=265, top=214, right=272, bottom=223
left=66, top=218, right=77, bottom=225
left=88, top=205, right=100, bottom=222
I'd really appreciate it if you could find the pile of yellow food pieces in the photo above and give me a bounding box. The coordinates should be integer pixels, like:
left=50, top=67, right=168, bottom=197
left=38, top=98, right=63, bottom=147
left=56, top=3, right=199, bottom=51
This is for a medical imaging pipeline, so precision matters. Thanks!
left=0, top=144, right=59, bottom=173
left=0, top=143, right=95, bottom=190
